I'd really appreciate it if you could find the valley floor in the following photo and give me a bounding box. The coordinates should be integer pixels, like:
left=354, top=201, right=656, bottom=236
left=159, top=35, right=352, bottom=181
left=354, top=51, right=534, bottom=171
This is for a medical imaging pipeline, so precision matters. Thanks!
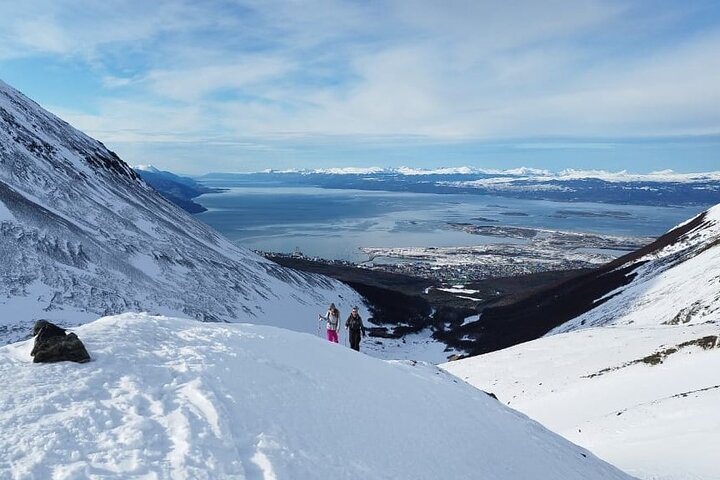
left=264, top=251, right=590, bottom=362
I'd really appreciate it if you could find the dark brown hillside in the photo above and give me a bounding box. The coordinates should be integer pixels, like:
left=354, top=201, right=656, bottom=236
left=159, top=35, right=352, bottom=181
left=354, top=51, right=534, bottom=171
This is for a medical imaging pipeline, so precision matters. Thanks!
left=443, top=211, right=709, bottom=356
left=265, top=254, right=586, bottom=335
left=266, top=210, right=712, bottom=359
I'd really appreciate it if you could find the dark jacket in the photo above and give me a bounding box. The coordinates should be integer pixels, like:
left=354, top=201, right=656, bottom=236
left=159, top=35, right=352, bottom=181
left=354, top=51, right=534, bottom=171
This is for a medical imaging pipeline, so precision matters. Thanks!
left=346, top=313, right=366, bottom=335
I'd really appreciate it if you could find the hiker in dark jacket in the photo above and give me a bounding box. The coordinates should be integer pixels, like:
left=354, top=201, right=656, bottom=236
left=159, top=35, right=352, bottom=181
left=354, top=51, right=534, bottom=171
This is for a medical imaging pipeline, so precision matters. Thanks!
left=345, top=306, right=366, bottom=352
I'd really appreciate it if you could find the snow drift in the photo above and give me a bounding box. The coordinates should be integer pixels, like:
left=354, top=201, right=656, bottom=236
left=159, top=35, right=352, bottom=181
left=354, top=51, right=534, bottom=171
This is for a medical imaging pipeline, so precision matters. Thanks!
left=0, top=78, right=365, bottom=342
left=443, top=204, right=720, bottom=479
left=0, top=313, right=633, bottom=479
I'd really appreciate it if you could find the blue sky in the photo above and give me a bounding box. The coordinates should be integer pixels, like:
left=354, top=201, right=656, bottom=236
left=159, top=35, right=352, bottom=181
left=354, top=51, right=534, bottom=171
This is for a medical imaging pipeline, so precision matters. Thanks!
left=1, top=0, right=719, bottom=174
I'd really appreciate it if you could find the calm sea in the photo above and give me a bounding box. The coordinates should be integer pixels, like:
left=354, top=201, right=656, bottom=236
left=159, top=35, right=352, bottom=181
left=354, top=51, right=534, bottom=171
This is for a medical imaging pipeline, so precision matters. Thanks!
left=194, top=186, right=707, bottom=262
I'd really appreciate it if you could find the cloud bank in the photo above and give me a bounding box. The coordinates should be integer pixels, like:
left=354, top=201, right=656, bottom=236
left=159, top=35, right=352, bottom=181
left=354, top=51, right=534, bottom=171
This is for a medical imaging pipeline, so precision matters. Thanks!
left=1, top=0, right=719, bottom=172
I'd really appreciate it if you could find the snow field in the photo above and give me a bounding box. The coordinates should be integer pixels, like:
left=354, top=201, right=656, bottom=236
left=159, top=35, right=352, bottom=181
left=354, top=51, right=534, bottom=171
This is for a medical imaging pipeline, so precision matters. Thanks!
left=443, top=323, right=720, bottom=480
left=0, top=313, right=633, bottom=480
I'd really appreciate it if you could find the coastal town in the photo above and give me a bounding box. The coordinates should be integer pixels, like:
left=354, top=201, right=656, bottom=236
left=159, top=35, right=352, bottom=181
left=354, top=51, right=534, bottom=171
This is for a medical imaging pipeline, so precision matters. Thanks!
left=261, top=225, right=652, bottom=284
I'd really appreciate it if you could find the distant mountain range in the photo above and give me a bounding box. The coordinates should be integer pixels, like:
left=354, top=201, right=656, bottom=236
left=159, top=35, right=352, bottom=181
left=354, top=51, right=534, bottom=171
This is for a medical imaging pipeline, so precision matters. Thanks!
left=196, top=168, right=720, bottom=207
left=204, top=165, right=720, bottom=181
left=133, top=165, right=224, bottom=213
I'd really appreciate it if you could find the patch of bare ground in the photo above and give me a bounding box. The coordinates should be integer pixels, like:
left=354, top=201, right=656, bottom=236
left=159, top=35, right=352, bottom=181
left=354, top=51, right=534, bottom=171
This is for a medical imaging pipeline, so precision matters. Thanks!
left=585, top=335, right=719, bottom=378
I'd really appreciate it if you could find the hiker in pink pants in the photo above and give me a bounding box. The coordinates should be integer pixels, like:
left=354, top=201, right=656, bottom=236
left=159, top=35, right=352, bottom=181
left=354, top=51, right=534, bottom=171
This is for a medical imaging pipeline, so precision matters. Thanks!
left=319, top=303, right=341, bottom=343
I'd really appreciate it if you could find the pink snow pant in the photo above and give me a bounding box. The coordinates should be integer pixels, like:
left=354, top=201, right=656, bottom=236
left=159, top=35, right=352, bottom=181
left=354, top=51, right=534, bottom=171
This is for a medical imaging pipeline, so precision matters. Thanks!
left=326, top=329, right=339, bottom=343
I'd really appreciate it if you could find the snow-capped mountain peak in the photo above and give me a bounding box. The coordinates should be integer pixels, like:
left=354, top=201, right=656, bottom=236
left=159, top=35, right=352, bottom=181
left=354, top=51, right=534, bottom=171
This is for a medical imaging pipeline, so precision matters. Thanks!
left=134, top=164, right=161, bottom=173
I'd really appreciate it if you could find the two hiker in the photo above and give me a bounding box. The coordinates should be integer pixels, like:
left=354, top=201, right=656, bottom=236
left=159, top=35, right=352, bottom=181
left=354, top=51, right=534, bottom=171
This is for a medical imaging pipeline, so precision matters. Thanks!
left=319, top=304, right=366, bottom=351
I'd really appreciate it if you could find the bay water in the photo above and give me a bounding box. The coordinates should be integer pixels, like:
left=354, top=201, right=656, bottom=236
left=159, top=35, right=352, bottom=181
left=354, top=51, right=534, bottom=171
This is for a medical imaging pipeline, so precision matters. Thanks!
left=193, top=185, right=706, bottom=263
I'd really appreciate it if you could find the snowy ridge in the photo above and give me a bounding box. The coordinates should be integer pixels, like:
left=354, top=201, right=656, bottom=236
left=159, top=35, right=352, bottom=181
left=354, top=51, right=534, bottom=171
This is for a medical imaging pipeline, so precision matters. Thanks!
left=441, top=203, right=720, bottom=356
left=551, top=204, right=720, bottom=333
left=313, top=166, right=386, bottom=175
left=490, top=168, right=720, bottom=183
left=443, top=204, right=720, bottom=479
left=133, top=164, right=161, bottom=173
left=443, top=169, right=720, bottom=191
left=199, top=168, right=720, bottom=207
left=0, top=79, right=365, bottom=342
left=394, top=165, right=482, bottom=175
left=235, top=165, right=720, bottom=182
left=0, top=313, right=633, bottom=480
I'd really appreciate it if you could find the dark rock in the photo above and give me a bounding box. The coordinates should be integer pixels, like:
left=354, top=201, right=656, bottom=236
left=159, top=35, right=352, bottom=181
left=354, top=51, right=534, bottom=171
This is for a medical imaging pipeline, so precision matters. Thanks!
left=32, top=319, right=66, bottom=338
left=31, top=320, right=91, bottom=363
left=366, top=327, right=402, bottom=339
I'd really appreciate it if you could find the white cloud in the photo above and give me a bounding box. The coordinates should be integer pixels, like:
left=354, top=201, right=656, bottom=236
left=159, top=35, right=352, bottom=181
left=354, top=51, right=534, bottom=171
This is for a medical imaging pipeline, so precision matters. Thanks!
left=2, top=0, right=719, bottom=171
left=0, top=1, right=207, bottom=59
left=50, top=100, right=205, bottom=143
left=144, top=58, right=296, bottom=101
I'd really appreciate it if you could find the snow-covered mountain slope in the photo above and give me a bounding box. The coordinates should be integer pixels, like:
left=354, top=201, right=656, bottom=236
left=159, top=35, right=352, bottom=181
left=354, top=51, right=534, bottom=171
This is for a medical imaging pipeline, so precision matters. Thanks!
left=0, top=313, right=634, bottom=480
left=442, top=324, right=719, bottom=480
left=0, top=78, right=365, bottom=342
left=449, top=203, right=720, bottom=355
left=549, top=203, right=720, bottom=333
left=443, top=205, right=720, bottom=479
